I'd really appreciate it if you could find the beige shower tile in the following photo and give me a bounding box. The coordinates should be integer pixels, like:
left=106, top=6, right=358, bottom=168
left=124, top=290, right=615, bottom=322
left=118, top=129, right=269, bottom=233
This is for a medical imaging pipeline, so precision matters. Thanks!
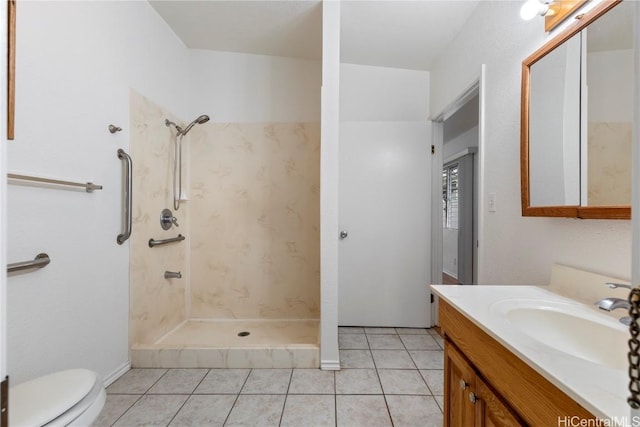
left=280, top=347, right=320, bottom=368
left=129, top=91, right=187, bottom=347
left=588, top=122, right=632, bottom=205
left=189, top=122, right=320, bottom=321
left=281, top=395, right=335, bottom=427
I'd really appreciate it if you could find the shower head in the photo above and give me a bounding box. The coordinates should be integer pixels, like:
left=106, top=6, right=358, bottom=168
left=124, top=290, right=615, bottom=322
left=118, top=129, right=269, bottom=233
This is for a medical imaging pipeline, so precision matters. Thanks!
left=180, top=115, right=210, bottom=136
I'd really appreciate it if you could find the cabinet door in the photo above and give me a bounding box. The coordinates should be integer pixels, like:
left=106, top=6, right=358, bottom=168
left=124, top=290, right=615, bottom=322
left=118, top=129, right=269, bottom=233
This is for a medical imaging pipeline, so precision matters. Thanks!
left=474, top=377, right=524, bottom=427
left=444, top=341, right=476, bottom=427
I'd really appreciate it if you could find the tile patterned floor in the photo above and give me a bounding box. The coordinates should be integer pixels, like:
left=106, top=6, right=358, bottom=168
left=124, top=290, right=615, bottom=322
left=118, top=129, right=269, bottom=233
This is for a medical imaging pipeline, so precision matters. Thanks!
left=93, top=327, right=444, bottom=427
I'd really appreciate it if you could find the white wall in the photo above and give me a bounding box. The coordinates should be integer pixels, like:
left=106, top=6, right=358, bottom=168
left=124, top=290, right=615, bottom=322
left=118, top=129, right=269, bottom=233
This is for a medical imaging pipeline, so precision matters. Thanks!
left=189, top=50, right=321, bottom=123
left=340, top=63, right=429, bottom=121
left=430, top=1, right=632, bottom=285
left=7, top=1, right=189, bottom=384
left=444, top=125, right=478, bottom=160
left=320, top=0, right=341, bottom=370
left=442, top=228, right=458, bottom=279
left=587, top=49, right=634, bottom=123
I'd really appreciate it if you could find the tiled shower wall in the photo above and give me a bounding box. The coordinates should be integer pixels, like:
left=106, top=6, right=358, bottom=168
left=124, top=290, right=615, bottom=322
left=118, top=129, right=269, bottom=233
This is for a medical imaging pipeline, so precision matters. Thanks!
left=130, top=90, right=321, bottom=345
left=130, top=90, right=188, bottom=345
left=188, top=123, right=321, bottom=320
left=587, top=122, right=632, bottom=206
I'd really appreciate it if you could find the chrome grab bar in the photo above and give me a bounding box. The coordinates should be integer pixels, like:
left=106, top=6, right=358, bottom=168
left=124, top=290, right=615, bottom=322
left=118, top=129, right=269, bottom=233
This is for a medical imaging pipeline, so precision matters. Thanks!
left=117, top=149, right=132, bottom=245
left=149, top=234, right=185, bottom=248
left=7, top=253, right=50, bottom=273
left=8, top=173, right=102, bottom=192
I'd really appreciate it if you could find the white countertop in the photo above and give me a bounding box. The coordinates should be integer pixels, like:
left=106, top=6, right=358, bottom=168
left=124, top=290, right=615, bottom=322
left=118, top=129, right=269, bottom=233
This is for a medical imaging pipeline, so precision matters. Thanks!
left=431, top=284, right=629, bottom=421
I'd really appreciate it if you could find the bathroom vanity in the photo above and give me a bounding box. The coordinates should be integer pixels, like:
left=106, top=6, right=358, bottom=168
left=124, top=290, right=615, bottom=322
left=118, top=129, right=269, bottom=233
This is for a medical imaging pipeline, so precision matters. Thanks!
left=432, top=285, right=628, bottom=426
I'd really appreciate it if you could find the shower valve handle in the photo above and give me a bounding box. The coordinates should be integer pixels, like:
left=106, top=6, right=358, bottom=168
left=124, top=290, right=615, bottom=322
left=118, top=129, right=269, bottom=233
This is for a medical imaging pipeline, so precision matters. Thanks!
left=161, top=208, right=179, bottom=230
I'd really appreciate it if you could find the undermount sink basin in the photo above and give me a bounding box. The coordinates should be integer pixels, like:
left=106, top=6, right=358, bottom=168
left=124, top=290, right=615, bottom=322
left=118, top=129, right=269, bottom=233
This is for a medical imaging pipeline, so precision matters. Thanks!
left=491, top=298, right=628, bottom=370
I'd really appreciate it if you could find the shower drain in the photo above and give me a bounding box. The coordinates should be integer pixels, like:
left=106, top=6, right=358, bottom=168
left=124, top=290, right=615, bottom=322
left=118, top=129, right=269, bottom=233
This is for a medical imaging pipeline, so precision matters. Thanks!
left=237, top=331, right=250, bottom=337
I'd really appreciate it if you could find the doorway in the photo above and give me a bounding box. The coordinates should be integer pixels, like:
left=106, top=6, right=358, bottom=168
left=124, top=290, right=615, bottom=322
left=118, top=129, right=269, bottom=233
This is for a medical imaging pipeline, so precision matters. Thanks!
left=431, top=79, right=482, bottom=290
left=338, top=121, right=432, bottom=327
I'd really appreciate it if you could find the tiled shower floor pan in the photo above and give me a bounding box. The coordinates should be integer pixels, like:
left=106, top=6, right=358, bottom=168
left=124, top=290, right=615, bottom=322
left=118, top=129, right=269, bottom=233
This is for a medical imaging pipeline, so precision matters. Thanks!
left=131, top=319, right=319, bottom=369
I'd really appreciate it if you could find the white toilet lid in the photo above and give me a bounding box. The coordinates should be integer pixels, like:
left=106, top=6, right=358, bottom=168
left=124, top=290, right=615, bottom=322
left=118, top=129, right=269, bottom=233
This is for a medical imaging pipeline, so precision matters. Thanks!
left=10, top=369, right=97, bottom=427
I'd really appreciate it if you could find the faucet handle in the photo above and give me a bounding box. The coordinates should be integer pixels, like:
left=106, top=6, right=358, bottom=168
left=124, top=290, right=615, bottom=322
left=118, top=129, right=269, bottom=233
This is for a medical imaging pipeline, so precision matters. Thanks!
left=161, top=208, right=179, bottom=229
left=605, top=282, right=632, bottom=290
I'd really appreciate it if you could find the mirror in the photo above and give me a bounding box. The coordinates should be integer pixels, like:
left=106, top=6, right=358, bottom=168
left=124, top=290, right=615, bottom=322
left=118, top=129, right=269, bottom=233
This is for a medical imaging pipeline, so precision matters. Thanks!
left=521, top=0, right=632, bottom=219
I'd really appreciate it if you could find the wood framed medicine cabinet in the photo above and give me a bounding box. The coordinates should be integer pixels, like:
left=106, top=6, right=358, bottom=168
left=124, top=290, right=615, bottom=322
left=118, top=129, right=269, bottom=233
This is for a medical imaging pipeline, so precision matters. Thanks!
left=521, top=0, right=631, bottom=220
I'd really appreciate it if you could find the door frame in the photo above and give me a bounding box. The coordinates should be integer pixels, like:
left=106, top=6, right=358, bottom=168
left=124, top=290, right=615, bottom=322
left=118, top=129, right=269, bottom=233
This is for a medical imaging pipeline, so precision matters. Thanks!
left=430, top=65, right=486, bottom=324
left=630, top=0, right=640, bottom=420
left=1, top=0, right=9, bottom=418
left=1, top=0, right=9, bottom=385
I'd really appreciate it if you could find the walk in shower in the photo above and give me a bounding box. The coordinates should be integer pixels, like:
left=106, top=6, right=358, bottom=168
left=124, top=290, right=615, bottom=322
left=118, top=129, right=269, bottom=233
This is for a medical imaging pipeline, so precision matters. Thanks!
left=127, top=90, right=320, bottom=368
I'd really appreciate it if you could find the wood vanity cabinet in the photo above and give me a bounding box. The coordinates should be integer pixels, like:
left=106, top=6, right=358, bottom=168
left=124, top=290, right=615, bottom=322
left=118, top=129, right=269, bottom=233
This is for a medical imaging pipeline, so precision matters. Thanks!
left=440, top=300, right=596, bottom=426
left=445, top=341, right=523, bottom=427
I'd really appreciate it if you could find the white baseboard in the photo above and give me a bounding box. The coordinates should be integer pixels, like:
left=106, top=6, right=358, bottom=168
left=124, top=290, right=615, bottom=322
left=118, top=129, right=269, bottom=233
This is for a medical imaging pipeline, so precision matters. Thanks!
left=102, top=361, right=131, bottom=387
left=321, top=359, right=340, bottom=370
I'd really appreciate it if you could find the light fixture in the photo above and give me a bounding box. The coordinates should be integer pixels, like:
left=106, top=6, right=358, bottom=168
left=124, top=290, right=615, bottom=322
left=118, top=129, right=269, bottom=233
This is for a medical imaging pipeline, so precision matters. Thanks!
left=520, top=0, right=551, bottom=21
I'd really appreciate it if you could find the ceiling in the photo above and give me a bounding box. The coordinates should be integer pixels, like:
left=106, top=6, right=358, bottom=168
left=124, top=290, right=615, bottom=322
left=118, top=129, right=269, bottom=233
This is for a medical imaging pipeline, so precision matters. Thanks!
left=341, top=1, right=479, bottom=70
left=149, top=0, right=480, bottom=71
left=149, top=1, right=323, bottom=60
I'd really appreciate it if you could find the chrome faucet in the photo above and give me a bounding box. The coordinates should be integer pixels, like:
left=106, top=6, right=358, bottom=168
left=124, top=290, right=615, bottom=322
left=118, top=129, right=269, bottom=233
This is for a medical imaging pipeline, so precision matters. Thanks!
left=595, top=297, right=630, bottom=312
left=596, top=282, right=632, bottom=325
